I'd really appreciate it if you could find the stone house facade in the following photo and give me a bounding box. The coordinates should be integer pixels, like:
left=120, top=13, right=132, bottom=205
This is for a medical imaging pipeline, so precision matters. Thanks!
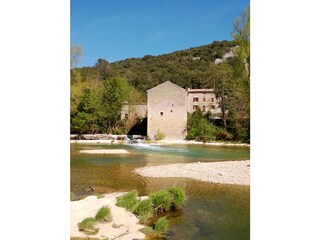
left=147, top=81, right=188, bottom=140
left=187, top=88, right=221, bottom=115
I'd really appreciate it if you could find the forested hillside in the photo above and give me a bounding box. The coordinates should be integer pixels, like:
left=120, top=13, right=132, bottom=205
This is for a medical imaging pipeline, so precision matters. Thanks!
left=73, top=40, right=236, bottom=92
left=71, top=7, right=250, bottom=142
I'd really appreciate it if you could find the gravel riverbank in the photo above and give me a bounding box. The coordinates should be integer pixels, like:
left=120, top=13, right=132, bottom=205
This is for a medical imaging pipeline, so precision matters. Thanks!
left=134, top=160, right=250, bottom=186
left=79, top=149, right=130, bottom=154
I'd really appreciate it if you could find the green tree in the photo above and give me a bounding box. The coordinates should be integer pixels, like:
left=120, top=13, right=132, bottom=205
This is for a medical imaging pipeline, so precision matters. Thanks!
left=232, top=6, right=250, bottom=80
left=71, top=87, right=101, bottom=134
left=101, top=77, right=131, bottom=132
left=95, top=58, right=111, bottom=80
left=187, top=108, right=217, bottom=142
left=210, top=63, right=234, bottom=128
left=228, top=6, right=250, bottom=142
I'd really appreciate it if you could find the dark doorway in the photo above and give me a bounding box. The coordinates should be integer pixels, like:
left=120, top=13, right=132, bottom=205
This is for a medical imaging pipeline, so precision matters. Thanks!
left=127, top=117, right=147, bottom=136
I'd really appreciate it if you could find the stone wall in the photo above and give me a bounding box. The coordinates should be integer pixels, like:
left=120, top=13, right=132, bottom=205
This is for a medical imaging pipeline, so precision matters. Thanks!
left=120, top=104, right=147, bottom=120
left=147, top=81, right=187, bottom=140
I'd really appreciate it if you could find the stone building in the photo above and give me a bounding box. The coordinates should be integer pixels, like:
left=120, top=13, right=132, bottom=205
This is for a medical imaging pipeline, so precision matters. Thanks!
left=121, top=81, right=221, bottom=140
left=120, top=103, right=147, bottom=121
left=147, top=81, right=188, bottom=140
left=187, top=88, right=221, bottom=115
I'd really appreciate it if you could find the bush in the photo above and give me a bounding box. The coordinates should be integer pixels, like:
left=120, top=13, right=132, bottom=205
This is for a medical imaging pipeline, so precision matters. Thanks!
left=215, top=128, right=233, bottom=141
left=168, top=187, right=186, bottom=210
left=139, top=212, right=152, bottom=225
left=154, top=217, right=169, bottom=236
left=95, top=206, right=111, bottom=222
left=116, top=190, right=139, bottom=212
left=141, top=217, right=169, bottom=238
left=77, top=217, right=99, bottom=235
left=149, top=190, right=172, bottom=213
left=70, top=192, right=74, bottom=201
left=136, top=199, right=153, bottom=216
left=155, top=129, right=166, bottom=140
left=187, top=109, right=217, bottom=142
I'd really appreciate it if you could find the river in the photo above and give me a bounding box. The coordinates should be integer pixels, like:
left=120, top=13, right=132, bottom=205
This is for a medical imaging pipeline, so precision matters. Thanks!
left=71, top=142, right=250, bottom=240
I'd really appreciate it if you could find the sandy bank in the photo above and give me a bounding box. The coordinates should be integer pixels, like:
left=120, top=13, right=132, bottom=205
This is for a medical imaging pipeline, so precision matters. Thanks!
left=79, top=149, right=130, bottom=154
left=71, top=139, right=113, bottom=144
left=134, top=160, right=250, bottom=186
left=70, top=192, right=145, bottom=240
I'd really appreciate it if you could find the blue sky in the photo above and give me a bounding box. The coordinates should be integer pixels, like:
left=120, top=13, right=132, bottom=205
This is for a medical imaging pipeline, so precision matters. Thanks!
left=71, top=0, right=250, bottom=67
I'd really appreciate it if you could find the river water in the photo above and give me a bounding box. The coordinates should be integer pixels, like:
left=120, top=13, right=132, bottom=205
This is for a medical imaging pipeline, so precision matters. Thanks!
left=71, top=142, right=250, bottom=240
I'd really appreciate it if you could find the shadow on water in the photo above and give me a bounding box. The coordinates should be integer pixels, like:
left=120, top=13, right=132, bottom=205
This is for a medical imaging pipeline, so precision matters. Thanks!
left=70, top=143, right=250, bottom=240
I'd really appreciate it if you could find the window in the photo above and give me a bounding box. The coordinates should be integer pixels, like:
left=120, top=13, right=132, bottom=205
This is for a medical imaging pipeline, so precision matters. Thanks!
left=211, top=98, right=214, bottom=102
left=203, top=97, right=206, bottom=102
left=125, top=114, right=128, bottom=119
left=211, top=105, right=215, bottom=109
left=193, top=97, right=199, bottom=102
left=193, top=105, right=198, bottom=110
left=160, top=112, right=163, bottom=116
left=202, top=106, right=206, bottom=112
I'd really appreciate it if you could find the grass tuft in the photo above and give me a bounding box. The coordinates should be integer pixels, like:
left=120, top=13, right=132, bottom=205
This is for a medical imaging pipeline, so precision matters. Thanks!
left=141, top=216, right=169, bottom=238
left=149, top=190, right=172, bottom=213
left=77, top=217, right=99, bottom=235
left=116, top=190, right=139, bottom=212
left=95, top=206, right=111, bottom=222
left=138, top=212, right=152, bottom=225
left=168, top=187, right=186, bottom=210
left=135, top=199, right=153, bottom=216
left=154, top=217, right=169, bottom=235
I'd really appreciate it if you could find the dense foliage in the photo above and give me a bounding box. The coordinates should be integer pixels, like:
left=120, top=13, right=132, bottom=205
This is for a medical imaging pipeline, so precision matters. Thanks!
left=70, top=7, right=250, bottom=142
left=187, top=108, right=218, bottom=142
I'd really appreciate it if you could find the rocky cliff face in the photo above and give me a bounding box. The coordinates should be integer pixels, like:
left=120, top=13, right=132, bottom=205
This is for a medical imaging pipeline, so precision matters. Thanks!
left=214, top=46, right=238, bottom=65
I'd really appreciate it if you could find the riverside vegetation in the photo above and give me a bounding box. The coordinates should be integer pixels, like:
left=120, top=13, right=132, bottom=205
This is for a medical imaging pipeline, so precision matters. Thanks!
left=71, top=7, right=250, bottom=142
left=77, top=206, right=111, bottom=235
left=116, top=187, right=186, bottom=239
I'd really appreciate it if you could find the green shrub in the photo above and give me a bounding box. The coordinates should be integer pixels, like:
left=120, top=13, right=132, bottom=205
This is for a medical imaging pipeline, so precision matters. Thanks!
left=77, top=217, right=99, bottom=235
left=70, top=192, right=74, bottom=201
left=155, top=129, right=166, bottom=140
left=168, top=187, right=186, bottom=210
left=154, top=217, right=169, bottom=236
left=95, top=206, right=111, bottom=222
left=149, top=190, right=172, bottom=213
left=116, top=190, right=139, bottom=212
left=135, top=199, right=153, bottom=224
left=187, top=109, right=217, bottom=142
left=215, top=129, right=233, bottom=141
left=136, top=199, right=153, bottom=216
left=138, top=212, right=152, bottom=225
left=141, top=217, right=169, bottom=238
